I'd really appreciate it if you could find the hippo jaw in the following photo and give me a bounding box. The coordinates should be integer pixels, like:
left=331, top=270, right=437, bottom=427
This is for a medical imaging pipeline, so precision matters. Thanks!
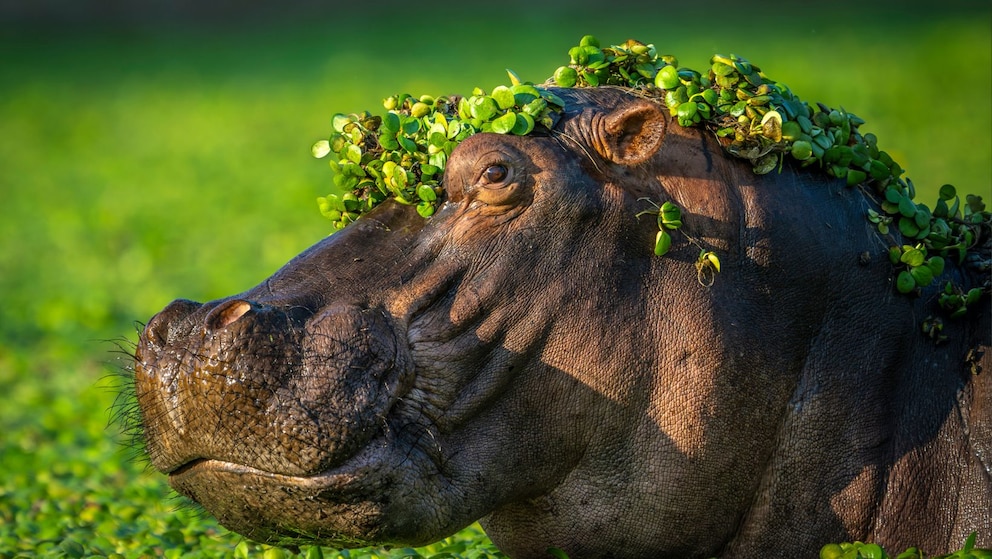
left=134, top=293, right=450, bottom=546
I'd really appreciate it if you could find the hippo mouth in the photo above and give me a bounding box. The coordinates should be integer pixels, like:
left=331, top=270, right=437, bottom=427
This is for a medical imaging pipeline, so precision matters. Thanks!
left=134, top=296, right=427, bottom=545
left=165, top=438, right=408, bottom=546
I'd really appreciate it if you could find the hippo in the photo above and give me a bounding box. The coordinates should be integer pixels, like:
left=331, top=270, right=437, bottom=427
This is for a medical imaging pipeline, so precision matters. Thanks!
left=133, top=86, right=991, bottom=558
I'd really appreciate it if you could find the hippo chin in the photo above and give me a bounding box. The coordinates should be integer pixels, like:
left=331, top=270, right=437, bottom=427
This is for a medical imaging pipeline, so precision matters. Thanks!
left=134, top=87, right=991, bottom=558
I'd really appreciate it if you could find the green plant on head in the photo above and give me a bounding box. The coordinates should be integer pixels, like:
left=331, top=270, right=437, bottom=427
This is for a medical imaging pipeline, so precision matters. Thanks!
left=313, top=35, right=990, bottom=321
left=313, top=84, right=564, bottom=230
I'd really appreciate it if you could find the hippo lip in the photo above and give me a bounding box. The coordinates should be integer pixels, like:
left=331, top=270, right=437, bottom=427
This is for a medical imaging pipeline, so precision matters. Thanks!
left=169, top=457, right=359, bottom=488
left=166, top=435, right=399, bottom=546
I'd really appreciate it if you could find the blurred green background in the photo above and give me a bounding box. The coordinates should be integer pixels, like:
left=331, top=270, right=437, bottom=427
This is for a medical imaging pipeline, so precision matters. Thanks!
left=1, top=1, right=990, bottom=556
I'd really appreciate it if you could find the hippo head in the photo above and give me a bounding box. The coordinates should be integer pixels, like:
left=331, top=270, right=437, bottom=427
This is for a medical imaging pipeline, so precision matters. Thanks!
left=133, top=86, right=992, bottom=557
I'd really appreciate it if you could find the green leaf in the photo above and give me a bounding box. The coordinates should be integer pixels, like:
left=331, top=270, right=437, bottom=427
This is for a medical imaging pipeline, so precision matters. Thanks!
left=870, top=159, right=890, bottom=180
left=490, top=111, right=518, bottom=134
left=654, top=229, right=672, bottom=256
left=927, top=256, right=945, bottom=277
left=898, top=217, right=920, bottom=238
left=900, top=247, right=926, bottom=267
left=656, top=65, right=679, bottom=90
left=402, top=116, right=421, bottom=135
left=791, top=140, right=813, bottom=161
left=398, top=136, right=418, bottom=153
left=910, top=265, right=934, bottom=287
left=511, top=112, right=536, bottom=135
left=939, top=183, right=957, bottom=200
left=846, top=169, right=867, bottom=187
left=898, top=196, right=917, bottom=218
left=510, top=84, right=542, bottom=105
left=417, top=184, right=437, bottom=202
left=491, top=85, right=515, bottom=110
left=506, top=68, right=522, bottom=86
left=382, top=111, right=401, bottom=133
left=416, top=201, right=435, bottom=218
left=469, top=96, right=499, bottom=121
left=554, top=66, right=578, bottom=88
left=311, top=139, right=331, bottom=158
left=896, top=270, right=916, bottom=293
left=345, top=144, right=362, bottom=164
left=966, top=288, right=983, bottom=306
left=331, top=113, right=351, bottom=133
left=858, top=543, right=884, bottom=559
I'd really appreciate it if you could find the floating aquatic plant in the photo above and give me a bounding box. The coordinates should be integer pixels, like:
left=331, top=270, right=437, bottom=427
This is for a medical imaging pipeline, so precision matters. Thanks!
left=313, top=35, right=990, bottom=319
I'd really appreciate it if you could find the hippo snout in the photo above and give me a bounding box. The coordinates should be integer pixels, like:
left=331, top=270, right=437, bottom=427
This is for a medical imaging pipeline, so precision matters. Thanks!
left=134, top=297, right=415, bottom=480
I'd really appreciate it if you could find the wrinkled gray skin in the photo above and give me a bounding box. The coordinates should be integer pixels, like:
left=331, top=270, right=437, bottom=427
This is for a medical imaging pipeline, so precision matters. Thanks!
left=134, top=87, right=991, bottom=558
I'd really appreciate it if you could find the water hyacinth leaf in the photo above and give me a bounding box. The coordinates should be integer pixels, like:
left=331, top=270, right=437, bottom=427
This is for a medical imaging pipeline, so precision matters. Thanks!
left=311, top=139, right=331, bottom=158
left=676, top=102, right=697, bottom=126
left=511, top=112, right=535, bottom=135
left=884, top=187, right=903, bottom=204
left=791, top=140, right=813, bottom=161
left=934, top=198, right=950, bottom=218
left=711, top=61, right=735, bottom=76
left=870, top=159, right=890, bottom=180
left=398, top=136, right=418, bottom=153
left=417, top=184, right=437, bottom=202
left=379, top=134, right=399, bottom=150
left=899, top=217, right=920, bottom=239
left=490, top=111, right=518, bottom=134
left=898, top=196, right=917, bottom=218
left=345, top=144, right=362, bottom=164
left=402, top=116, right=421, bottom=136
left=928, top=256, right=945, bottom=277
left=470, top=96, right=499, bottom=121
left=506, top=68, right=522, bottom=86
left=966, top=288, right=983, bottom=306
left=781, top=120, right=802, bottom=141
left=900, top=247, right=926, bottom=267
left=417, top=201, right=435, bottom=218
left=896, top=270, right=916, bottom=294
left=491, top=86, right=516, bottom=110
left=554, top=66, right=578, bottom=87
left=429, top=131, right=447, bottom=148
left=382, top=111, right=401, bottom=133
left=656, top=65, right=679, bottom=90
left=847, top=169, right=867, bottom=187
left=910, top=264, right=934, bottom=287
left=753, top=154, right=779, bottom=175
left=511, top=84, right=542, bottom=105
left=654, top=229, right=672, bottom=256
left=410, top=102, right=430, bottom=118
left=341, top=192, right=360, bottom=211
left=889, top=246, right=902, bottom=265
left=331, top=113, right=351, bottom=133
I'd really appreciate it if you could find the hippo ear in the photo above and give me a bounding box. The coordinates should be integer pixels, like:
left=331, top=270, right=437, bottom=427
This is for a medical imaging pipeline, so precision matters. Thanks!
left=598, top=100, right=667, bottom=166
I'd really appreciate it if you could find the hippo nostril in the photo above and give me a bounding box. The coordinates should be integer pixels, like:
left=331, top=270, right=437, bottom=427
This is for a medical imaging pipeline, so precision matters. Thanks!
left=145, top=299, right=202, bottom=346
left=204, top=299, right=254, bottom=331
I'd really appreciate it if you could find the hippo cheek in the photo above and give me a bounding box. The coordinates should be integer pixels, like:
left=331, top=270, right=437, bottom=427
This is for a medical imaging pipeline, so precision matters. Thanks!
left=290, top=304, right=416, bottom=468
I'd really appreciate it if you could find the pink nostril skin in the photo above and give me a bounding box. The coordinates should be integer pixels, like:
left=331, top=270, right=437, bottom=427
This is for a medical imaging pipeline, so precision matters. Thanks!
left=204, top=299, right=253, bottom=332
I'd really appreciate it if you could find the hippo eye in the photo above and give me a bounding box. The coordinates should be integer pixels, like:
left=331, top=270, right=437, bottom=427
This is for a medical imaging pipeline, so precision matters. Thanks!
left=482, top=164, right=508, bottom=184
